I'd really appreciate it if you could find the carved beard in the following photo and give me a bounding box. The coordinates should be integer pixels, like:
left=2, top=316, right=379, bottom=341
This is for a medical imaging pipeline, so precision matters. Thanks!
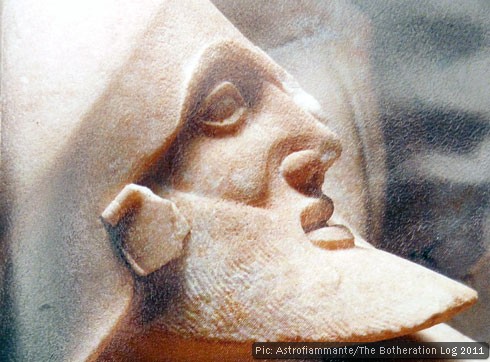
left=136, top=191, right=475, bottom=343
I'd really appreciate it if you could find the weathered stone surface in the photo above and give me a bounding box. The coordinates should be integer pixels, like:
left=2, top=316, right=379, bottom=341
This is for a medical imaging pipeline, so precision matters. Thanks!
left=1, top=0, right=479, bottom=361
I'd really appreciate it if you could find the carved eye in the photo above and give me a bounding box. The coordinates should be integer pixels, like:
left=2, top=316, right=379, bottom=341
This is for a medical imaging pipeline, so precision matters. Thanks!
left=199, top=81, right=247, bottom=135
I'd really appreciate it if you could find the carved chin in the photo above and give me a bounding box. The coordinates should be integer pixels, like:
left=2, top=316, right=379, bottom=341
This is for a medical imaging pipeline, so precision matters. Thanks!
left=148, top=192, right=476, bottom=343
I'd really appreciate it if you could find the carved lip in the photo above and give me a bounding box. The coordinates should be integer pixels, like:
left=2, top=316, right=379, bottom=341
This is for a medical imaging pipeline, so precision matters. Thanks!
left=300, top=195, right=355, bottom=249
left=307, top=225, right=355, bottom=250
left=300, top=195, right=334, bottom=233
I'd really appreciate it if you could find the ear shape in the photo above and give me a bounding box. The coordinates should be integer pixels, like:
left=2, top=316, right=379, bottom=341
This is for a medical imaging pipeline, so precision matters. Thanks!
left=101, top=184, right=190, bottom=276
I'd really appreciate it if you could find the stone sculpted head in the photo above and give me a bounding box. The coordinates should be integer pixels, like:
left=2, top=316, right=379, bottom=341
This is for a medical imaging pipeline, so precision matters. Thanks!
left=7, top=0, right=476, bottom=360
left=99, top=2, right=476, bottom=353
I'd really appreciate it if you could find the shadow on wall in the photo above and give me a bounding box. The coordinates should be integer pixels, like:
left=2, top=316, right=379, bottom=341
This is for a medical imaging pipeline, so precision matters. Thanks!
left=353, top=0, right=490, bottom=341
left=381, top=105, right=489, bottom=279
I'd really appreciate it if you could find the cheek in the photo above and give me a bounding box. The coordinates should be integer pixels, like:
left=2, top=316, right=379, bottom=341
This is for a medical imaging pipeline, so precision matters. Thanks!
left=225, top=161, right=267, bottom=204
left=170, top=133, right=270, bottom=205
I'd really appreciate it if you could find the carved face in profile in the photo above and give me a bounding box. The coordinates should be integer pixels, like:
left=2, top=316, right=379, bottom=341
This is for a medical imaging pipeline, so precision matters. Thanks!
left=162, top=42, right=351, bottom=248
left=102, top=42, right=476, bottom=344
left=8, top=2, right=477, bottom=360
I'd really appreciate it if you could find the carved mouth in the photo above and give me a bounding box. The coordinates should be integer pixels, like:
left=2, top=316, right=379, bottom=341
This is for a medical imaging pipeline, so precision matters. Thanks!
left=300, top=195, right=333, bottom=233
left=300, top=195, right=354, bottom=250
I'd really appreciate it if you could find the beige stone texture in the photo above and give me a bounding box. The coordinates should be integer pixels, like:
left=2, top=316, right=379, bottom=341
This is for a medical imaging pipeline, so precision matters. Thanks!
left=1, top=0, right=479, bottom=361
left=101, top=184, right=190, bottom=276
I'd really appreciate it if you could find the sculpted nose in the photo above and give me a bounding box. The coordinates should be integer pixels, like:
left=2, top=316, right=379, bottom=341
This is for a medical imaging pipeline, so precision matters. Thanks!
left=280, top=144, right=340, bottom=196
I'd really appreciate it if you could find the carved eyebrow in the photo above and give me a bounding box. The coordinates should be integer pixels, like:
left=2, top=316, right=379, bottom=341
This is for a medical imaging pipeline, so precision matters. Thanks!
left=282, top=80, right=328, bottom=122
